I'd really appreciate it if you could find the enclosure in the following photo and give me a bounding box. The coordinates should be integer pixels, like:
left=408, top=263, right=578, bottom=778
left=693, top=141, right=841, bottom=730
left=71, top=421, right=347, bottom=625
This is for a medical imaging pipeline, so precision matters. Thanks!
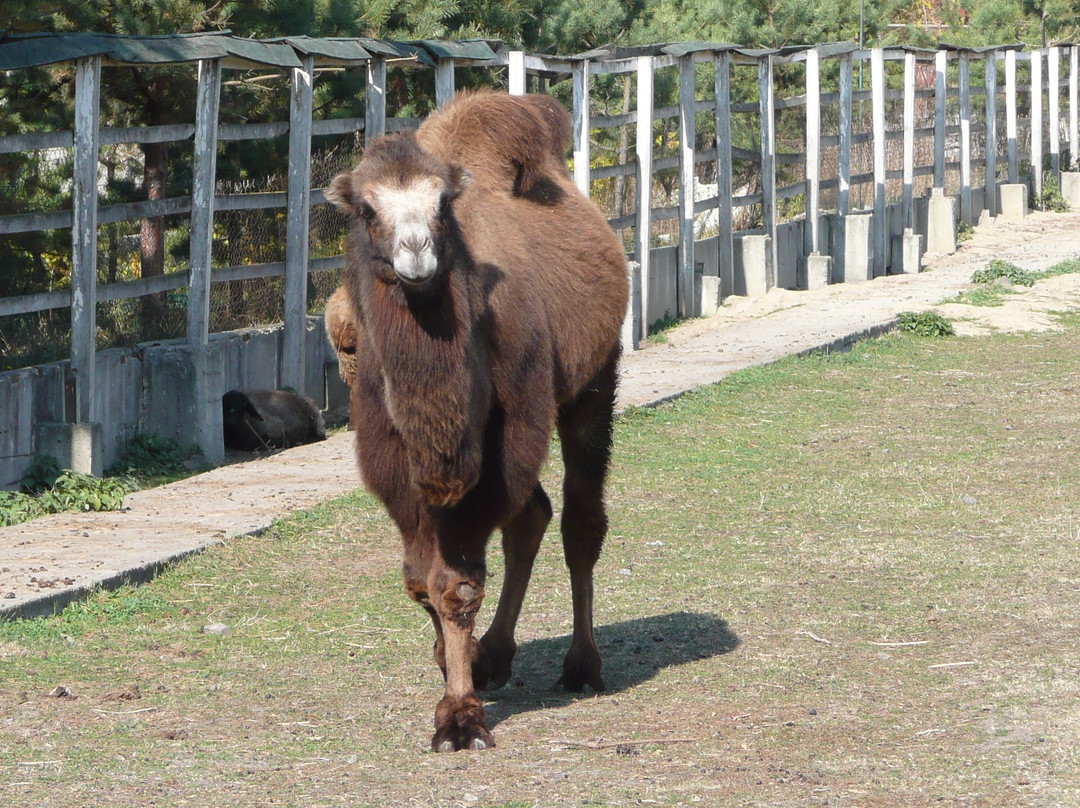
left=2, top=32, right=1078, bottom=485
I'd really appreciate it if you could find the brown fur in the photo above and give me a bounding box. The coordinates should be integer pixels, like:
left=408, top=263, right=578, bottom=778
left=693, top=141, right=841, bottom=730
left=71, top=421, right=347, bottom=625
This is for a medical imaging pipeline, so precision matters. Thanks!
left=328, top=90, right=628, bottom=752
left=324, top=286, right=358, bottom=386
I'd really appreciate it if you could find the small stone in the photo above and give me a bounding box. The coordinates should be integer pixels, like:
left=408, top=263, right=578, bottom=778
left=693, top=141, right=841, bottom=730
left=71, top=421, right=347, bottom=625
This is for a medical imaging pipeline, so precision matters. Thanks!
left=203, top=623, right=233, bottom=636
left=3, top=592, right=15, bottom=599
left=48, top=685, right=75, bottom=699
left=619, top=568, right=632, bottom=576
left=961, top=495, right=978, bottom=506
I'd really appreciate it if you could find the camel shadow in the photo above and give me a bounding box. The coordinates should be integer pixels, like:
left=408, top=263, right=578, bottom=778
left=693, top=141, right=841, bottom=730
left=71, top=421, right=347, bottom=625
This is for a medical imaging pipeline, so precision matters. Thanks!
left=482, top=611, right=739, bottom=728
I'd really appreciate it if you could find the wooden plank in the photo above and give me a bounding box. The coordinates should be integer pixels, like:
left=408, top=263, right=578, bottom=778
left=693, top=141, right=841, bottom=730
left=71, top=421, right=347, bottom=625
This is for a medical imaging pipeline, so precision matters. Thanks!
left=903, top=51, right=916, bottom=229
left=283, top=54, right=314, bottom=392
left=635, top=54, right=654, bottom=341
left=1032, top=50, right=1043, bottom=198
left=508, top=51, right=526, bottom=95
left=759, top=53, right=777, bottom=287
left=99, top=123, right=195, bottom=147
left=71, top=55, right=101, bottom=425
left=0, top=129, right=73, bottom=154
left=99, top=271, right=188, bottom=302
left=871, top=48, right=886, bottom=278
left=0, top=289, right=71, bottom=317
left=935, top=49, right=947, bottom=188
left=366, top=57, right=387, bottom=142
left=187, top=58, right=222, bottom=352
left=215, top=192, right=287, bottom=211
left=98, top=195, right=193, bottom=224
left=985, top=53, right=998, bottom=216
left=714, top=51, right=734, bottom=300
left=959, top=51, right=972, bottom=223
left=435, top=58, right=455, bottom=108
left=312, top=117, right=364, bottom=137
left=838, top=52, right=853, bottom=215
left=804, top=47, right=822, bottom=255
left=218, top=121, right=290, bottom=141
left=677, top=54, right=696, bottom=317
left=572, top=59, right=591, bottom=195
left=0, top=210, right=73, bottom=235
left=1048, top=46, right=1060, bottom=179
left=1007, top=49, right=1018, bottom=183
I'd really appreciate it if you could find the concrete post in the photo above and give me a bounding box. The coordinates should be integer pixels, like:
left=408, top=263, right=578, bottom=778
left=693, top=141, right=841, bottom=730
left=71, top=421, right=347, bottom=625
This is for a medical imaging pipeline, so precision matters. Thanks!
left=1060, top=172, right=1080, bottom=208
left=999, top=183, right=1029, bottom=221
left=740, top=234, right=773, bottom=298
left=829, top=213, right=872, bottom=283
left=926, top=188, right=957, bottom=254
left=900, top=229, right=923, bottom=274
left=806, top=254, right=832, bottom=290
left=621, top=261, right=642, bottom=353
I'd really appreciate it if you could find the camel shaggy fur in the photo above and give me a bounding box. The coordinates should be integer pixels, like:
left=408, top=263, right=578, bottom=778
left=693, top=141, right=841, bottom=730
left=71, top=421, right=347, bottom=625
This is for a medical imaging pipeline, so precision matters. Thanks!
left=326, top=90, right=628, bottom=752
left=324, top=285, right=358, bottom=386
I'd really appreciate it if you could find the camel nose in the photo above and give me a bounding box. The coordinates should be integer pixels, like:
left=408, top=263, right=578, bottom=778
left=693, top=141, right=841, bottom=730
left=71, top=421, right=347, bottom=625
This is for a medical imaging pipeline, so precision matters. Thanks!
left=394, top=236, right=438, bottom=285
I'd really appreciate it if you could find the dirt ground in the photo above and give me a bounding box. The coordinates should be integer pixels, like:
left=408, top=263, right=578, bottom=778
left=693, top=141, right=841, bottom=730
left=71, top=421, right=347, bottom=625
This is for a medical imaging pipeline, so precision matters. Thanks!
left=5, top=211, right=1080, bottom=621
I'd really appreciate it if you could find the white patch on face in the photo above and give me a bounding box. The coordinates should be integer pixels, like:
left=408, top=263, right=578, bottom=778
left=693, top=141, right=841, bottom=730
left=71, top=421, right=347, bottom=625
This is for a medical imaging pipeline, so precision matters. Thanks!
left=372, top=177, right=443, bottom=285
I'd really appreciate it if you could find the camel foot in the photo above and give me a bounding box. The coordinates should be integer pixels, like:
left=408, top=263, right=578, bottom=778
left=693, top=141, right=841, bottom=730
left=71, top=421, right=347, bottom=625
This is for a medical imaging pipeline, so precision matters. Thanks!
left=479, top=632, right=517, bottom=691
left=431, top=695, right=495, bottom=752
left=556, top=644, right=605, bottom=693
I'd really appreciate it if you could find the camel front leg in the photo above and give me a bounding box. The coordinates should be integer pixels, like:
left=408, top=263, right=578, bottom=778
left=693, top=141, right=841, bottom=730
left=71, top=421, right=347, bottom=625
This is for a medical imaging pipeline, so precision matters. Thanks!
left=428, top=553, right=494, bottom=752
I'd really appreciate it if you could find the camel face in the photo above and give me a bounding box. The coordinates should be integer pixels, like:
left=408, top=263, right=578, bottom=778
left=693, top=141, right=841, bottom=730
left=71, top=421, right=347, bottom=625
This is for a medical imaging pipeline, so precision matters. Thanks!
left=370, top=177, right=443, bottom=287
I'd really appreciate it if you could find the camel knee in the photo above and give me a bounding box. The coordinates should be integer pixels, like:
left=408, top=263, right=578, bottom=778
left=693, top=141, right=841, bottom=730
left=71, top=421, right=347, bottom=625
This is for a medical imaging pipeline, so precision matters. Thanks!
left=431, top=573, right=486, bottom=629
left=561, top=501, right=607, bottom=567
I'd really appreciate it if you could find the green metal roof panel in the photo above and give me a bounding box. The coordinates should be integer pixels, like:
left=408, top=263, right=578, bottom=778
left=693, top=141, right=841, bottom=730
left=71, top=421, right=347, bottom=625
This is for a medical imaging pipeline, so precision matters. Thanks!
left=282, top=37, right=373, bottom=62
left=217, top=38, right=302, bottom=68
left=407, top=39, right=500, bottom=61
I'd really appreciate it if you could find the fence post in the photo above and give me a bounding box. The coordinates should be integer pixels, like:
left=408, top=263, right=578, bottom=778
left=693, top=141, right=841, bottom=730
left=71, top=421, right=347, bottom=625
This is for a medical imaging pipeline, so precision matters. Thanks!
left=1071, top=46, right=1079, bottom=170
left=435, top=57, right=455, bottom=108
left=985, top=51, right=998, bottom=216
left=572, top=59, right=591, bottom=196
left=1006, top=49, right=1018, bottom=183
left=903, top=50, right=916, bottom=229
left=71, top=55, right=101, bottom=435
left=804, top=47, right=822, bottom=256
left=1049, top=46, right=1060, bottom=181
left=838, top=51, right=853, bottom=216
left=758, top=53, right=777, bottom=288
left=366, top=57, right=386, bottom=142
left=282, top=55, right=314, bottom=395
left=188, top=58, right=224, bottom=464
left=871, top=48, right=886, bottom=277
left=635, top=54, right=654, bottom=340
left=508, top=51, right=526, bottom=95
left=959, top=50, right=972, bottom=223
left=934, top=49, right=947, bottom=190
left=1032, top=50, right=1043, bottom=200
left=677, top=53, right=696, bottom=317
left=714, top=51, right=734, bottom=300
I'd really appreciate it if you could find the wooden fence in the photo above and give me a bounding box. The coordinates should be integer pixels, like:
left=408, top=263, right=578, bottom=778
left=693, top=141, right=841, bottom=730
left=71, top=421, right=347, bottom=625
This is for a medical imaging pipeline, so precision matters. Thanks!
left=0, top=34, right=1077, bottom=478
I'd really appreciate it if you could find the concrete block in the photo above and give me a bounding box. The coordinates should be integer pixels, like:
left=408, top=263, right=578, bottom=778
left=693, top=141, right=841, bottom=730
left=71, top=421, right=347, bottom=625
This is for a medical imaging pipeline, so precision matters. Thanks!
left=829, top=213, right=872, bottom=283
left=806, top=253, right=831, bottom=290
left=699, top=275, right=723, bottom=316
left=740, top=234, right=773, bottom=298
left=900, top=229, right=923, bottom=274
left=35, top=421, right=103, bottom=477
left=1061, top=172, right=1080, bottom=209
left=926, top=189, right=957, bottom=254
left=998, top=183, right=1029, bottom=222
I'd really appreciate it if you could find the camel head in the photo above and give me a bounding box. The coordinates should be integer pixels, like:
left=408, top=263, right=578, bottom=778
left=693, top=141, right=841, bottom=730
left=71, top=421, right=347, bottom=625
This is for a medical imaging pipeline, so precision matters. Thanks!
left=327, top=133, right=471, bottom=289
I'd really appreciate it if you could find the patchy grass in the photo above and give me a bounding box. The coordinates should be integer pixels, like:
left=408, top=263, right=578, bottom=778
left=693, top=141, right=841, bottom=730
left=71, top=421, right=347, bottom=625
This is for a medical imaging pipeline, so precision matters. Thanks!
left=3, top=323, right=1080, bottom=807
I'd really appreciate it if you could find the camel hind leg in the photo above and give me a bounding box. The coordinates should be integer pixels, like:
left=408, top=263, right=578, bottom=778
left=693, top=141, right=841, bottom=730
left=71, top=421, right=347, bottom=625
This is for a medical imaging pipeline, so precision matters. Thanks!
left=480, top=484, right=552, bottom=690
left=555, top=347, right=619, bottom=693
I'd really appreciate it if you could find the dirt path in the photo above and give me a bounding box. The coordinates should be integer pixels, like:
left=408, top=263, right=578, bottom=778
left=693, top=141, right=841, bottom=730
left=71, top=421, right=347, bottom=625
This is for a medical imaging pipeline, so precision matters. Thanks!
left=4, top=210, right=1080, bottom=619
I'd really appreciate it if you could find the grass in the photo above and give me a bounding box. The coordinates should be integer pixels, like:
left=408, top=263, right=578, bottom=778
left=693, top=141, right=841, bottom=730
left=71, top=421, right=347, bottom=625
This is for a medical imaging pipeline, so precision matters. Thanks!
left=945, top=255, right=1080, bottom=309
left=3, top=321, right=1080, bottom=806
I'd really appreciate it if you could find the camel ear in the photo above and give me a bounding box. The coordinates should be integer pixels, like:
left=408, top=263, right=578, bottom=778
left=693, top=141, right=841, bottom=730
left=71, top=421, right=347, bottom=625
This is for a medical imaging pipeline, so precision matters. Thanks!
left=446, top=164, right=472, bottom=200
left=325, top=172, right=357, bottom=214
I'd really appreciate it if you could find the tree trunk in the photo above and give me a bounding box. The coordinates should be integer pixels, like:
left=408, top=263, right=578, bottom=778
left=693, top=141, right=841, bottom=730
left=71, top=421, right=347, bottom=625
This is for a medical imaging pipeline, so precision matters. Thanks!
left=139, top=138, right=168, bottom=335
left=614, top=74, right=632, bottom=218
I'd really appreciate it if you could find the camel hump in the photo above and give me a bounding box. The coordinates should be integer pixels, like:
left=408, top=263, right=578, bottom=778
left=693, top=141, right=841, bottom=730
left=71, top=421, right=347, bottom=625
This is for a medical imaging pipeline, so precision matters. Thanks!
left=417, top=90, right=571, bottom=199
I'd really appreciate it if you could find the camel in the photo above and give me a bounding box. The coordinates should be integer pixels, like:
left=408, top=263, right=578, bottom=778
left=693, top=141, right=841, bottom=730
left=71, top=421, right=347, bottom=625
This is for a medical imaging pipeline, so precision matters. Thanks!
left=325, top=90, right=628, bottom=752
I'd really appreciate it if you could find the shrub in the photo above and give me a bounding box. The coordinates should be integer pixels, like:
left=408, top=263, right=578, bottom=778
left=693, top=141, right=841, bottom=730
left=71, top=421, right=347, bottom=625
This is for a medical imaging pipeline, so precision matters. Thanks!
left=971, top=259, right=1036, bottom=287
left=897, top=310, right=955, bottom=337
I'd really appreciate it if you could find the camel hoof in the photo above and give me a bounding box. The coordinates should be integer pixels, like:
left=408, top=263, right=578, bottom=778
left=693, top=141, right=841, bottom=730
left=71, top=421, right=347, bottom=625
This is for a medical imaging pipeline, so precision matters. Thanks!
left=431, top=695, right=495, bottom=752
